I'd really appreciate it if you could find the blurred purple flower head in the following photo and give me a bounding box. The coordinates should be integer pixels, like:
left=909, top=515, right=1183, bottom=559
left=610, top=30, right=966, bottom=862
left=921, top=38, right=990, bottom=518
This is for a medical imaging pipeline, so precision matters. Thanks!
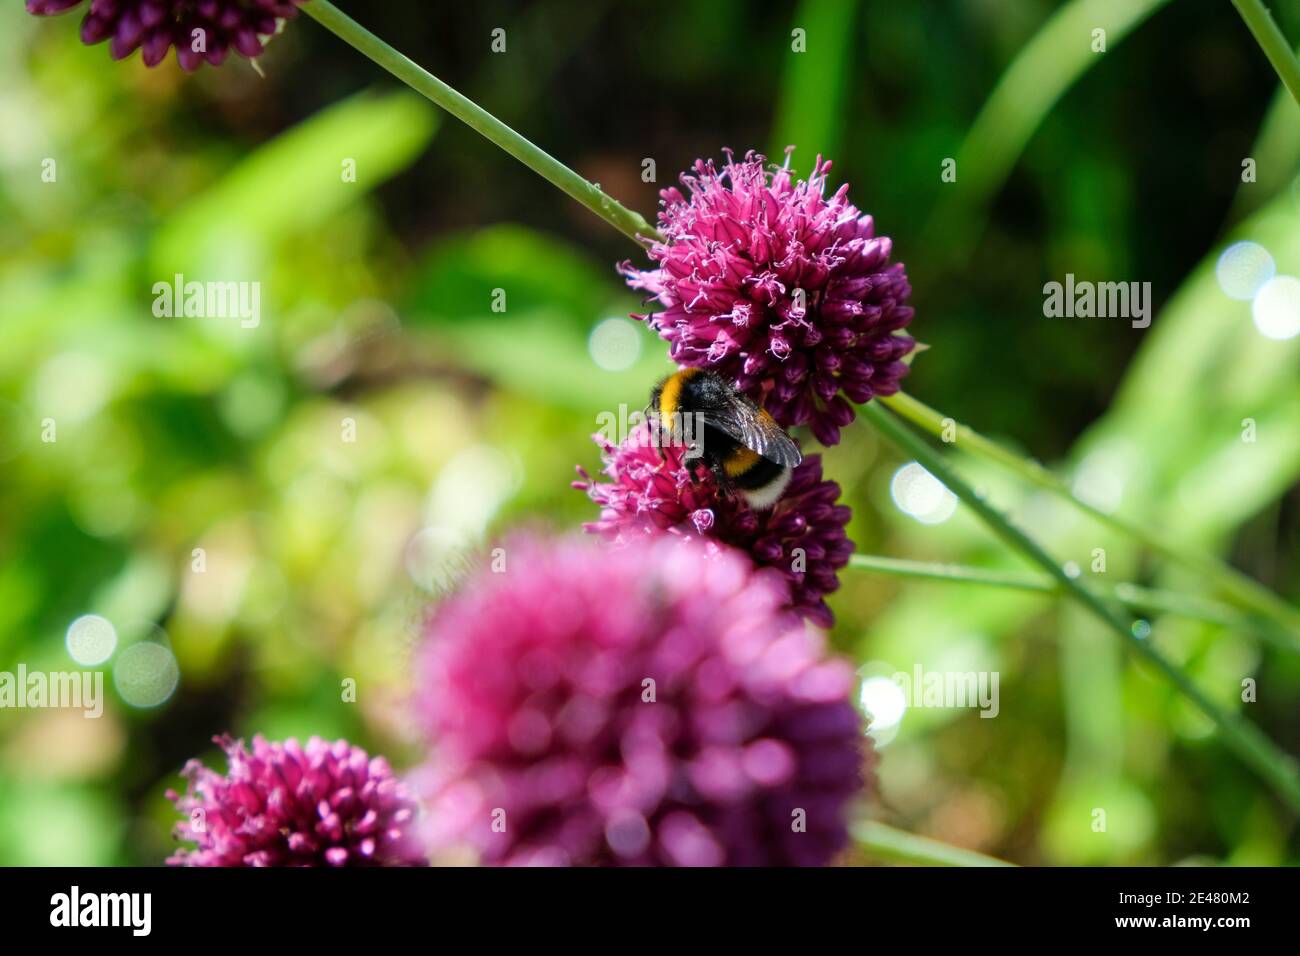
left=574, top=423, right=853, bottom=627
left=167, top=734, right=426, bottom=866
left=413, top=534, right=866, bottom=866
left=620, top=149, right=916, bottom=446
left=26, top=0, right=306, bottom=71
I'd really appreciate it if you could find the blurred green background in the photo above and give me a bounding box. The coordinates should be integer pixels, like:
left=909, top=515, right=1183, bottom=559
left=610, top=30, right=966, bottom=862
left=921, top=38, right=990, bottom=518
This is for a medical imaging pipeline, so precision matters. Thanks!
left=2, top=0, right=1299, bottom=865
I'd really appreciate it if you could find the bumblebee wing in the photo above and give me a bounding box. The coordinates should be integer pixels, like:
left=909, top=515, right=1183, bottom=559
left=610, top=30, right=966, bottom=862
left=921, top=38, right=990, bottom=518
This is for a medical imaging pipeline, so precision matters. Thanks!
left=702, top=394, right=802, bottom=467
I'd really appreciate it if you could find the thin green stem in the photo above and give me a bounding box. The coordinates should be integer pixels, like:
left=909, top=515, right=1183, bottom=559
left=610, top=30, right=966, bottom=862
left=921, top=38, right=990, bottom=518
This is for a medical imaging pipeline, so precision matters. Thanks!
left=1232, top=0, right=1300, bottom=108
left=849, top=553, right=1294, bottom=651
left=848, top=554, right=1241, bottom=626
left=860, top=401, right=1300, bottom=813
left=880, top=391, right=1300, bottom=647
left=853, top=821, right=1016, bottom=867
left=303, top=1, right=661, bottom=245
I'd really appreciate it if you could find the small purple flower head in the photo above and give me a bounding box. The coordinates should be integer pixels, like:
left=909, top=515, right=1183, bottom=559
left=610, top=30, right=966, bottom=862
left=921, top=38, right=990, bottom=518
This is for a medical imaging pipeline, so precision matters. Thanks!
left=413, top=534, right=865, bottom=866
left=166, top=734, right=426, bottom=866
left=620, top=150, right=916, bottom=446
left=26, top=0, right=306, bottom=71
left=574, top=423, right=854, bottom=627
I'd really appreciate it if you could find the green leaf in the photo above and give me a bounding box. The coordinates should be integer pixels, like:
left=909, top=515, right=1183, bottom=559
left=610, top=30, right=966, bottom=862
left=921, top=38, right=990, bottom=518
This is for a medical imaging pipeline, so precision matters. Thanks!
left=405, top=223, right=673, bottom=411
left=854, top=821, right=1016, bottom=867
left=406, top=224, right=613, bottom=327
left=770, top=0, right=858, bottom=163
left=151, top=89, right=438, bottom=277
left=426, top=310, right=672, bottom=413
left=929, top=0, right=1173, bottom=256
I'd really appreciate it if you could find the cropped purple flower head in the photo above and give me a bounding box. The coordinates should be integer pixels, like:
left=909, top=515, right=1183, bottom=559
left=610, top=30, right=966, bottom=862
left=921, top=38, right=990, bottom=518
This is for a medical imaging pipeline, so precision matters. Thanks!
left=413, top=534, right=866, bottom=866
left=167, top=734, right=426, bottom=866
left=575, top=424, right=853, bottom=627
left=621, top=149, right=916, bottom=446
left=27, top=0, right=306, bottom=70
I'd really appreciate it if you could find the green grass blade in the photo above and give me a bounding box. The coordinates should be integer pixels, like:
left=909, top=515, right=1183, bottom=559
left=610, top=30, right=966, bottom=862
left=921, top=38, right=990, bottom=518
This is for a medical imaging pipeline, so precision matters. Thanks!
left=928, top=0, right=1172, bottom=257
left=849, top=554, right=1250, bottom=625
left=1232, top=0, right=1300, bottom=108
left=854, top=821, right=1017, bottom=867
left=771, top=0, right=858, bottom=162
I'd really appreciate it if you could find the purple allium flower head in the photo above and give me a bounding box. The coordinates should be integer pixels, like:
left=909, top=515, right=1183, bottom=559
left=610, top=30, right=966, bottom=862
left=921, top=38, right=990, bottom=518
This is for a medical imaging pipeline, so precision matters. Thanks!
left=26, top=0, right=306, bottom=70
left=620, top=149, right=916, bottom=446
left=166, top=734, right=426, bottom=866
left=413, top=534, right=866, bottom=866
left=574, top=423, right=854, bottom=627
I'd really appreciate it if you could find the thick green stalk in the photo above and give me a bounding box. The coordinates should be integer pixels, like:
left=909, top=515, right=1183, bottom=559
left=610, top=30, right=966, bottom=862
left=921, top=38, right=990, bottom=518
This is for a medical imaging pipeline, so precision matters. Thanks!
left=303, top=1, right=660, bottom=245
left=848, top=555, right=1244, bottom=627
left=880, top=391, right=1300, bottom=646
left=860, top=401, right=1300, bottom=813
left=1232, top=0, right=1300, bottom=108
left=853, top=821, right=1016, bottom=867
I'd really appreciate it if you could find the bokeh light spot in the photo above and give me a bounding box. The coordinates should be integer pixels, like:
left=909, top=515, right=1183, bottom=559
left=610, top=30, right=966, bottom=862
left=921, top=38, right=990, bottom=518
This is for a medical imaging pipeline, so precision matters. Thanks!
left=859, top=675, right=907, bottom=747
left=1251, top=275, right=1300, bottom=341
left=65, top=614, right=117, bottom=666
left=430, top=445, right=521, bottom=537
left=1071, top=446, right=1128, bottom=515
left=113, top=642, right=179, bottom=708
left=1215, top=241, right=1275, bottom=301
left=588, top=317, right=642, bottom=371
left=890, top=462, right=958, bottom=525
left=32, top=352, right=112, bottom=424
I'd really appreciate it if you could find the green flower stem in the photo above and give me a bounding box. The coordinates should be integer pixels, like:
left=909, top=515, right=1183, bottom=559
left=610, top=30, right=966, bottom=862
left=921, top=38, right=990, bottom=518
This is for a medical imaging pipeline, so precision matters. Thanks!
left=853, top=821, right=1016, bottom=867
left=1232, top=0, right=1300, bottom=108
left=880, top=391, right=1300, bottom=646
left=303, top=1, right=661, bottom=246
left=860, top=400, right=1300, bottom=813
left=848, top=554, right=1244, bottom=627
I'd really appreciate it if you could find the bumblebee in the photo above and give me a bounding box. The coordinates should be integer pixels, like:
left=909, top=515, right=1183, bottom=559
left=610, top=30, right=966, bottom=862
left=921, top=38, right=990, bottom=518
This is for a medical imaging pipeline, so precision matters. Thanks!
left=650, top=368, right=802, bottom=510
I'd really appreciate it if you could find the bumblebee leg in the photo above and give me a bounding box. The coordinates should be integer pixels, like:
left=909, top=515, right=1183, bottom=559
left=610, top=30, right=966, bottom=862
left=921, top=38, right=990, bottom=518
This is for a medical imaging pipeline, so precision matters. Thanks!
left=645, top=405, right=665, bottom=462
left=683, top=446, right=709, bottom=485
